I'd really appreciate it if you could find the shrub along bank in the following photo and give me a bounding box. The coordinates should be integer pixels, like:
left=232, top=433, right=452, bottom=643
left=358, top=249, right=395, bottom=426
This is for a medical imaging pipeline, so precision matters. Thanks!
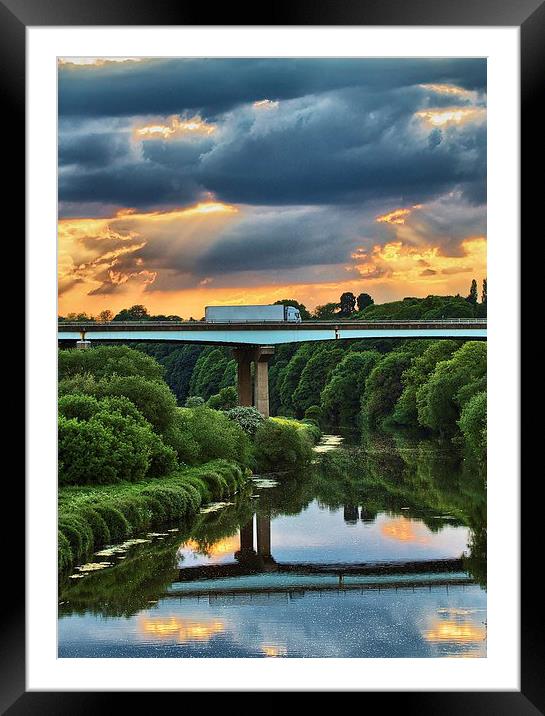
left=58, top=460, right=245, bottom=572
left=58, top=347, right=322, bottom=572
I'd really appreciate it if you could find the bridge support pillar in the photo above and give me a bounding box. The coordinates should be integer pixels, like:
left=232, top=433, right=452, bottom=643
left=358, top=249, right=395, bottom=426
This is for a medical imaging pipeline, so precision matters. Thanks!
left=232, top=348, right=253, bottom=407
left=253, top=346, right=274, bottom=418
left=256, top=513, right=271, bottom=558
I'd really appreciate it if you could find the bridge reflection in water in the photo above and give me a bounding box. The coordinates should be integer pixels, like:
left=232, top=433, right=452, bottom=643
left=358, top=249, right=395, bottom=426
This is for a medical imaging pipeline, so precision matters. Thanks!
left=171, top=512, right=473, bottom=602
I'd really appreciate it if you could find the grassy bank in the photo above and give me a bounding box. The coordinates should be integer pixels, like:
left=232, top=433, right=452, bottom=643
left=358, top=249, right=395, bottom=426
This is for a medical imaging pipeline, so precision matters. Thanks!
left=58, top=459, right=246, bottom=573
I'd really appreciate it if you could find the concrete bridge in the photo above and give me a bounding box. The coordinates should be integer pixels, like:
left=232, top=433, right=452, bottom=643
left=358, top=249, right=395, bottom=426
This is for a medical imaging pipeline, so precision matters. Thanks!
left=58, top=319, right=486, bottom=417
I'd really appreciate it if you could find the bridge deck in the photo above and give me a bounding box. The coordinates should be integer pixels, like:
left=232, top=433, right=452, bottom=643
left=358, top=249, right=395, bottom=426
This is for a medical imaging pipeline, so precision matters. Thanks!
left=58, top=319, right=487, bottom=346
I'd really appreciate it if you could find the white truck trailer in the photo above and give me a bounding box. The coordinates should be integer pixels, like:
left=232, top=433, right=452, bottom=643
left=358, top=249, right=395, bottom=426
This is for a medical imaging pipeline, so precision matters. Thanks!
left=205, top=304, right=302, bottom=322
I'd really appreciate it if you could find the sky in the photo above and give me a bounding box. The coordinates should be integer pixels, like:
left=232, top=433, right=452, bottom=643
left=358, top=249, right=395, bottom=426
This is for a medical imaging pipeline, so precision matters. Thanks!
left=58, top=58, right=487, bottom=318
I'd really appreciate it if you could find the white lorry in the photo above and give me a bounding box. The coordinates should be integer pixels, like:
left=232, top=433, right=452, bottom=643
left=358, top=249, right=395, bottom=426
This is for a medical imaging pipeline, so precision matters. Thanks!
left=205, top=304, right=302, bottom=323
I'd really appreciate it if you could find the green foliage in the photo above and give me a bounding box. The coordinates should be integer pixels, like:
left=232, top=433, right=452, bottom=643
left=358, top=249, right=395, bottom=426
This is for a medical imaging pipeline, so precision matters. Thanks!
left=113, top=304, right=150, bottom=321
left=304, top=405, right=322, bottom=423
left=94, top=375, right=177, bottom=433
left=458, top=391, right=487, bottom=461
left=226, top=406, right=265, bottom=437
left=207, top=386, right=238, bottom=411
left=361, top=352, right=413, bottom=429
left=253, top=417, right=314, bottom=471
left=185, top=396, right=205, bottom=407
left=59, top=345, right=164, bottom=382
left=58, top=531, right=73, bottom=572
left=466, top=279, right=478, bottom=305
left=162, top=408, right=201, bottom=464
left=58, top=393, right=100, bottom=421
left=58, top=460, right=246, bottom=572
left=321, top=350, right=380, bottom=427
left=278, top=343, right=316, bottom=414
left=354, top=294, right=479, bottom=321
left=180, top=406, right=251, bottom=466
left=417, top=341, right=487, bottom=435
left=292, top=345, right=344, bottom=417
left=58, top=394, right=176, bottom=485
left=392, top=341, right=460, bottom=425
left=134, top=344, right=203, bottom=404
left=313, top=302, right=340, bottom=320
left=189, top=347, right=235, bottom=400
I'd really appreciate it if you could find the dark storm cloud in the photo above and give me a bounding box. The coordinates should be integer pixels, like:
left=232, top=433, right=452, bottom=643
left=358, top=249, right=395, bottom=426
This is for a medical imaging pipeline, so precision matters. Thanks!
left=59, top=161, right=204, bottom=209
left=59, top=58, right=486, bottom=119
left=59, top=131, right=130, bottom=167
left=58, top=58, right=487, bottom=294
left=195, top=208, right=358, bottom=274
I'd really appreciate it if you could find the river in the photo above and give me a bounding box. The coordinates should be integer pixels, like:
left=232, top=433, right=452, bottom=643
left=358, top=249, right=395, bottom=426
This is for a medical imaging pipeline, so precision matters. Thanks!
left=58, top=431, right=487, bottom=658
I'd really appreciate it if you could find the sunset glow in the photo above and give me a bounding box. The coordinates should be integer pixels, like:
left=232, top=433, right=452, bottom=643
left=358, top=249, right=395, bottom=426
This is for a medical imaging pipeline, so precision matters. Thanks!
left=58, top=58, right=486, bottom=316
left=135, top=115, right=216, bottom=140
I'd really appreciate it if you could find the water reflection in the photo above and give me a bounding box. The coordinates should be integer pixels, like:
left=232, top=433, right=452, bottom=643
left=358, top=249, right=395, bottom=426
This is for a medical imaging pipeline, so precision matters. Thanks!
left=58, top=431, right=486, bottom=658
left=139, top=616, right=226, bottom=643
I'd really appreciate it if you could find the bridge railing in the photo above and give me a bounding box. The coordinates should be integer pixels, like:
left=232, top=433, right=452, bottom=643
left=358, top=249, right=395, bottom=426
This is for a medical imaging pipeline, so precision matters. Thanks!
left=58, top=318, right=487, bottom=328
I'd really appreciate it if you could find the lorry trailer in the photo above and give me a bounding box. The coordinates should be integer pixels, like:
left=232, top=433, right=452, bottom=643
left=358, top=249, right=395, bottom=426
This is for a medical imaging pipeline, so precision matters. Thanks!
left=204, top=304, right=302, bottom=323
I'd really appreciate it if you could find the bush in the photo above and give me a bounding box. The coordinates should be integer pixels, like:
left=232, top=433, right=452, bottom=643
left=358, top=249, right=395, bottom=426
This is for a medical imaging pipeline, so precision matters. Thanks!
left=207, top=386, right=238, bottom=411
left=58, top=393, right=100, bottom=421
left=184, top=396, right=205, bottom=408
left=59, top=345, right=164, bottom=382
left=162, top=409, right=201, bottom=465
left=94, top=375, right=177, bottom=434
left=58, top=530, right=73, bottom=572
left=226, top=406, right=265, bottom=437
left=253, top=418, right=314, bottom=471
left=91, top=504, right=130, bottom=541
left=59, top=415, right=117, bottom=485
left=148, top=439, right=178, bottom=477
left=181, top=406, right=252, bottom=466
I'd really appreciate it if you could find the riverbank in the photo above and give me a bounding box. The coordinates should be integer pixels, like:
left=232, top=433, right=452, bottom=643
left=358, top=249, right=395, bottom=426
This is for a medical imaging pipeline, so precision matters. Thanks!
left=58, top=459, right=247, bottom=573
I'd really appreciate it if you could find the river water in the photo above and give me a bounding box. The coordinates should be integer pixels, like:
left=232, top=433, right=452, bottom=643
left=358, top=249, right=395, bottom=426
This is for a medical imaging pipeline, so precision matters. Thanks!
left=58, top=431, right=487, bottom=658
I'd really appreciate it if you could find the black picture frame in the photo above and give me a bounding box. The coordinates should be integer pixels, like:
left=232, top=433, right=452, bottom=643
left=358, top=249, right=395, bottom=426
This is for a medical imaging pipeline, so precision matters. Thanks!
left=8, top=0, right=534, bottom=708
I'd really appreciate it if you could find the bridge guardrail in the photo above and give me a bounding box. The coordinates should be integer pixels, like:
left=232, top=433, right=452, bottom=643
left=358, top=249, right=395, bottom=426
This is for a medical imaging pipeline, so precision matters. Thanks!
left=58, top=318, right=487, bottom=328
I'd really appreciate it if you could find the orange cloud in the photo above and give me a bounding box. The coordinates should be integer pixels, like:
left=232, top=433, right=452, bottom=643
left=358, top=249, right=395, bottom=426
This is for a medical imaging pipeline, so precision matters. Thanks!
left=135, top=115, right=216, bottom=140
left=415, top=107, right=486, bottom=128
left=253, top=99, right=279, bottom=110
left=376, top=204, right=423, bottom=225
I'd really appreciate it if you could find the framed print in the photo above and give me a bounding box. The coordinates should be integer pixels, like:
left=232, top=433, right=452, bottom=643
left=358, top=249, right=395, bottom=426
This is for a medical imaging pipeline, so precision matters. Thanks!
left=8, top=0, right=536, bottom=707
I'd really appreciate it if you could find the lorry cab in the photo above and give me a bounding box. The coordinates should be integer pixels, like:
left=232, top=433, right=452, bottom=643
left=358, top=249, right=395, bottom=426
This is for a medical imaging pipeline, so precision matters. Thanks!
left=285, top=306, right=302, bottom=322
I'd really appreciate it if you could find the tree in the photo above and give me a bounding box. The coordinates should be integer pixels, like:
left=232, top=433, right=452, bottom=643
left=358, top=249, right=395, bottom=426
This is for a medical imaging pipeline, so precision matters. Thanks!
left=313, top=302, right=340, bottom=320
left=273, top=299, right=311, bottom=320
left=292, top=345, right=344, bottom=416
left=321, top=350, right=381, bottom=426
left=392, top=341, right=460, bottom=425
left=113, top=304, right=150, bottom=321
left=356, top=293, right=374, bottom=312
left=65, top=312, right=94, bottom=321
left=339, top=292, right=356, bottom=317
left=97, top=309, right=113, bottom=322
left=466, top=279, right=478, bottom=305
left=481, top=278, right=487, bottom=304
left=417, top=341, right=487, bottom=435
left=361, top=351, right=413, bottom=428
